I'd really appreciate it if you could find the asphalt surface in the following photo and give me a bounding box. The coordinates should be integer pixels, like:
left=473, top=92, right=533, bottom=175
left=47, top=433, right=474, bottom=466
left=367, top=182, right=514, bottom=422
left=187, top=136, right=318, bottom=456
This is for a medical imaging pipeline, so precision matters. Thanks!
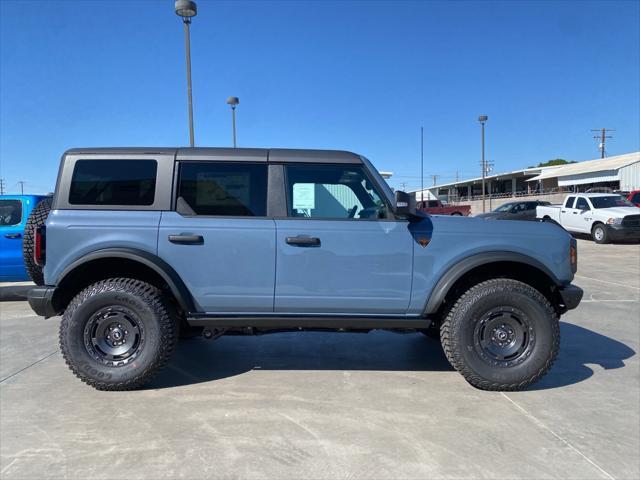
left=1, top=239, right=638, bottom=479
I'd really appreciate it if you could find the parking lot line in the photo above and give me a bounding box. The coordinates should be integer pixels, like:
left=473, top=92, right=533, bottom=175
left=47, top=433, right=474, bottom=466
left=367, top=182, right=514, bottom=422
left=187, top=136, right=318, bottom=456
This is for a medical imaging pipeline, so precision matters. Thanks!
left=0, top=350, right=58, bottom=384
left=574, top=274, right=640, bottom=291
left=500, top=392, right=616, bottom=480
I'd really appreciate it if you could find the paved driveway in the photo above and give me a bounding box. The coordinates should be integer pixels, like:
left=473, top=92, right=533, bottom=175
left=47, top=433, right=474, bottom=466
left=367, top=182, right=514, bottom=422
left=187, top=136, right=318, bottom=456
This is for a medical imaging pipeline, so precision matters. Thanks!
left=1, top=239, right=638, bottom=479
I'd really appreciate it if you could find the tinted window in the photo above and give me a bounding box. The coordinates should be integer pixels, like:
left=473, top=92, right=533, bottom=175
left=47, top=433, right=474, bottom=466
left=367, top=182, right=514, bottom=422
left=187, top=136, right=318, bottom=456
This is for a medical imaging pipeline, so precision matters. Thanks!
left=178, top=162, right=267, bottom=216
left=630, top=192, right=640, bottom=203
left=590, top=195, right=634, bottom=209
left=427, top=200, right=439, bottom=208
left=0, top=200, right=22, bottom=226
left=575, top=198, right=590, bottom=210
left=565, top=196, right=576, bottom=208
left=285, top=164, right=387, bottom=219
left=69, top=160, right=157, bottom=206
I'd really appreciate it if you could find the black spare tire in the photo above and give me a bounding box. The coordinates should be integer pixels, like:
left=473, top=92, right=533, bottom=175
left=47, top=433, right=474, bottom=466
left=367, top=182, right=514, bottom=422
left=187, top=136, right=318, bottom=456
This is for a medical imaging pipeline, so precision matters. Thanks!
left=22, top=196, right=52, bottom=286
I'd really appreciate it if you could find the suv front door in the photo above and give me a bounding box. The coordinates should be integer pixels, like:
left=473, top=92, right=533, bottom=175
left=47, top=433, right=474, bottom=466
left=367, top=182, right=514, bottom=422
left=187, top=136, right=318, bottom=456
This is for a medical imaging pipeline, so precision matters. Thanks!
left=274, top=163, right=413, bottom=315
left=159, top=161, right=276, bottom=313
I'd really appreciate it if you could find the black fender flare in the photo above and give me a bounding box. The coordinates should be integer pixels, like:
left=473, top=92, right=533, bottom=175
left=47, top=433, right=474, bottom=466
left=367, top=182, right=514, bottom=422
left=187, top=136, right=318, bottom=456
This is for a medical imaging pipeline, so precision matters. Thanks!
left=423, top=251, right=563, bottom=314
left=56, top=248, right=197, bottom=313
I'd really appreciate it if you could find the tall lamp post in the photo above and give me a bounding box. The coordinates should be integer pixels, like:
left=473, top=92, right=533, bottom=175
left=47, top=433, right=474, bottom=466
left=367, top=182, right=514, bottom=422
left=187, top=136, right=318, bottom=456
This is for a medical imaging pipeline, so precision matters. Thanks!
left=175, top=0, right=197, bottom=147
left=478, top=115, right=488, bottom=213
left=226, top=97, right=240, bottom=147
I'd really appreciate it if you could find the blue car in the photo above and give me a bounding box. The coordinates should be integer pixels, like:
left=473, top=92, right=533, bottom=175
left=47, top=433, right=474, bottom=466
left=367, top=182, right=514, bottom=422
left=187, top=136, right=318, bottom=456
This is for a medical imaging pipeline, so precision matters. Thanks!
left=0, top=195, right=48, bottom=282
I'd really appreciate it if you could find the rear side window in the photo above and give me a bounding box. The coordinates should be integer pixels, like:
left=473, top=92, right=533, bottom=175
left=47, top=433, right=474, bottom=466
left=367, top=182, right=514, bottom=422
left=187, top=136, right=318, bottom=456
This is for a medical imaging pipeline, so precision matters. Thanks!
left=0, top=200, right=22, bottom=226
left=178, top=162, right=267, bottom=216
left=69, top=160, right=157, bottom=206
left=565, top=196, right=576, bottom=208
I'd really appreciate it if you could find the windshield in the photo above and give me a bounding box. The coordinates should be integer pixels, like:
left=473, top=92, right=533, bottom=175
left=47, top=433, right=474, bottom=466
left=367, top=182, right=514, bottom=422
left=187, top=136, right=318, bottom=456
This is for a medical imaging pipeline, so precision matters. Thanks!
left=590, top=195, right=635, bottom=209
left=494, top=203, right=514, bottom=212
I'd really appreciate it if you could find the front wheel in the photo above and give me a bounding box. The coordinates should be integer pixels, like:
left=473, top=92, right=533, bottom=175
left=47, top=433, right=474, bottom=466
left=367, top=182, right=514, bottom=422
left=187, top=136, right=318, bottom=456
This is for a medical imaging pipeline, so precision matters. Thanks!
left=441, top=279, right=559, bottom=391
left=59, top=278, right=179, bottom=390
left=592, top=223, right=609, bottom=244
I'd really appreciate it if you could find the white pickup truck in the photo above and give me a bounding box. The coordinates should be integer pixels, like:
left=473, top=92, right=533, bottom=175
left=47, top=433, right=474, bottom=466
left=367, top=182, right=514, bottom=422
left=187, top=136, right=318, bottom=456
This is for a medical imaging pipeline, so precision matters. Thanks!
left=536, top=193, right=640, bottom=244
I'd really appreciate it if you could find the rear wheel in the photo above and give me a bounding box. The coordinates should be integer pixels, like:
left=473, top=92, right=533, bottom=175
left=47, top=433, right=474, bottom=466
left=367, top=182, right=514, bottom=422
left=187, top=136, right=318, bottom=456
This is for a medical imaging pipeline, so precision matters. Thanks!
left=451, top=212, right=463, bottom=216
left=59, top=278, right=179, bottom=390
left=592, top=223, right=609, bottom=244
left=441, top=279, right=559, bottom=391
left=22, top=197, right=52, bottom=285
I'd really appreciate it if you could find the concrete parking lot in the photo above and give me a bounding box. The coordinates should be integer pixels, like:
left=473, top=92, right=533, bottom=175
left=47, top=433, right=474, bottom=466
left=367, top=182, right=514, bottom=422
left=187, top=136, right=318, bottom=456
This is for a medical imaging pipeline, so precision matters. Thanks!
left=1, top=239, right=638, bottom=480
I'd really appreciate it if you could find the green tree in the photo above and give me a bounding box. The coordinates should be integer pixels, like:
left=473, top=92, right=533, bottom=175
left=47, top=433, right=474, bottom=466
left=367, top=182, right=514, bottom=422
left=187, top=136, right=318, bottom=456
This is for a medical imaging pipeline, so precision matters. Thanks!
left=536, top=158, right=577, bottom=167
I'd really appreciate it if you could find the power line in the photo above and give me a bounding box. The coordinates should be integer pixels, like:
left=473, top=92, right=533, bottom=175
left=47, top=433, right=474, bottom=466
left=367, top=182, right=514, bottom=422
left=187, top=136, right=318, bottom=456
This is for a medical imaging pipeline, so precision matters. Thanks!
left=591, top=128, right=614, bottom=159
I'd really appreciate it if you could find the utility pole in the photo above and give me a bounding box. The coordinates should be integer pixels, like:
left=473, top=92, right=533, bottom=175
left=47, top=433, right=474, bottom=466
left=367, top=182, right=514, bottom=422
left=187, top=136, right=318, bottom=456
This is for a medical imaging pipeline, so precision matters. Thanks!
left=591, top=128, right=614, bottom=158
left=0, top=179, right=5, bottom=195
left=420, top=126, right=424, bottom=202
left=455, top=170, right=459, bottom=183
left=431, top=174, right=440, bottom=186
left=478, top=115, right=488, bottom=213
left=18, top=181, right=25, bottom=194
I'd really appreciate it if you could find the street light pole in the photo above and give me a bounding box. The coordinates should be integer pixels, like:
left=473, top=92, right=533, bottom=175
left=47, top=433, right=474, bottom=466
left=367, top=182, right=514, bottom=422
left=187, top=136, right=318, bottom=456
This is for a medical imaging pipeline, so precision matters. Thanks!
left=175, top=0, right=197, bottom=147
left=478, top=115, right=488, bottom=213
left=226, top=97, right=240, bottom=147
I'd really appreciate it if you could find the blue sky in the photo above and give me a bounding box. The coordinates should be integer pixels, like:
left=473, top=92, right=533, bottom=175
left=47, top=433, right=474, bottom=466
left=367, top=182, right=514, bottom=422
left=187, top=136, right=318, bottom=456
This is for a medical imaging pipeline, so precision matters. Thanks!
left=1, top=0, right=639, bottom=193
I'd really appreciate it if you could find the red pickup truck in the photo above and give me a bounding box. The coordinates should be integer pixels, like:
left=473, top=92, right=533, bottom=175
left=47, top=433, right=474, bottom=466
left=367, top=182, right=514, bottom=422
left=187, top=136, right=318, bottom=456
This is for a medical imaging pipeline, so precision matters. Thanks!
left=417, top=199, right=471, bottom=216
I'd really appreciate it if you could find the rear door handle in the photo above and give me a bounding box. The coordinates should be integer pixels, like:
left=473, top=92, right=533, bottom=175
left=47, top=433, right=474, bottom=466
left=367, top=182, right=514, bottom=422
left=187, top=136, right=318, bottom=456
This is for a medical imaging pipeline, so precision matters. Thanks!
left=4, top=233, right=21, bottom=239
left=285, top=236, right=321, bottom=247
left=168, top=234, right=204, bottom=245
left=573, top=212, right=578, bottom=214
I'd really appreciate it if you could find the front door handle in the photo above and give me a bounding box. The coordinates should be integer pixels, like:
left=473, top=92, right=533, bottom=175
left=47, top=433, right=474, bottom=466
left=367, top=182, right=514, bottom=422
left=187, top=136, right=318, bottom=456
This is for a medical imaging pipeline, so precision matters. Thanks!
left=168, top=234, right=204, bottom=245
left=4, top=233, right=22, bottom=239
left=286, top=236, right=321, bottom=247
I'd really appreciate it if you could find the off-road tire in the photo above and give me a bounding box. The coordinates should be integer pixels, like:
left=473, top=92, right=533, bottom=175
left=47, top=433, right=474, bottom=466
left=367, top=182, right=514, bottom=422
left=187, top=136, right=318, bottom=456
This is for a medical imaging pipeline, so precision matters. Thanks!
left=592, top=223, right=609, bottom=244
left=441, top=278, right=559, bottom=391
left=22, top=197, right=52, bottom=285
left=59, top=278, right=179, bottom=390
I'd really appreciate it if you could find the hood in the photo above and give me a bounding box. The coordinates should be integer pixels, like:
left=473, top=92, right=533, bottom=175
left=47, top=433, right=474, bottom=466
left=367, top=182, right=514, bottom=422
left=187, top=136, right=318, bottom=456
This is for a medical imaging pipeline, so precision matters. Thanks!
left=596, top=206, right=640, bottom=218
left=475, top=212, right=502, bottom=219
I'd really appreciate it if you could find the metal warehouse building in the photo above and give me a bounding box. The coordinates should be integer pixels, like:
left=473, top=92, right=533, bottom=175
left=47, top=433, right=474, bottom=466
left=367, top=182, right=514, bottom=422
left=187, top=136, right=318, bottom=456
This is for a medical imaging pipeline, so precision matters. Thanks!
left=527, top=151, right=640, bottom=192
left=414, top=151, right=640, bottom=203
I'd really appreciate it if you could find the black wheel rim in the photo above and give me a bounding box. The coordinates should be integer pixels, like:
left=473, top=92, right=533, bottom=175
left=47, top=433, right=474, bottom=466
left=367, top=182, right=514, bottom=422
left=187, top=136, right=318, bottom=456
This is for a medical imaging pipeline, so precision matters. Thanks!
left=473, top=306, right=535, bottom=367
left=84, top=306, right=145, bottom=367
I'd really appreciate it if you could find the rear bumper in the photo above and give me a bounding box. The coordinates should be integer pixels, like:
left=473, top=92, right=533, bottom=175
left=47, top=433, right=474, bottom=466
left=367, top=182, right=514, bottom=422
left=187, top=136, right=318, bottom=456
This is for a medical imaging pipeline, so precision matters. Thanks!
left=558, top=284, right=583, bottom=311
left=27, top=286, right=59, bottom=318
left=605, top=224, right=640, bottom=241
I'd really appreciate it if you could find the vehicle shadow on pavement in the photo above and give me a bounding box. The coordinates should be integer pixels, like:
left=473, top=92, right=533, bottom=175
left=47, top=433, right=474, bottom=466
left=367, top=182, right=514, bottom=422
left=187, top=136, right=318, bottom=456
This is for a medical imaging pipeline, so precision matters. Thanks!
left=530, top=321, right=636, bottom=390
left=150, top=331, right=452, bottom=389
left=149, top=322, right=635, bottom=390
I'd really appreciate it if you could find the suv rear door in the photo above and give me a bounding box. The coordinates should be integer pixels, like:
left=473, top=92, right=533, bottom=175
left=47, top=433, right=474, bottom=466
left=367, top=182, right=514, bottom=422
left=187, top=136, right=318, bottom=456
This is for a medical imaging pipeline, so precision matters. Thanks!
left=0, top=197, right=26, bottom=281
left=158, top=156, right=276, bottom=313
left=273, top=163, right=413, bottom=315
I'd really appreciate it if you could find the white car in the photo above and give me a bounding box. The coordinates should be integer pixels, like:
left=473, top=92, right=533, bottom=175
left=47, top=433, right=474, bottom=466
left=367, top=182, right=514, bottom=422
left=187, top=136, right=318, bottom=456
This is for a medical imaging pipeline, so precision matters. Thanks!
left=536, top=193, right=640, bottom=243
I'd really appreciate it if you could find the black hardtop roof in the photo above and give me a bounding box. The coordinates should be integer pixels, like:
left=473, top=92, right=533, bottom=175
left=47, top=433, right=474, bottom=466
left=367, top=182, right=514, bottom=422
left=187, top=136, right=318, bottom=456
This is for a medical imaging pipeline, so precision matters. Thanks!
left=63, top=147, right=363, bottom=164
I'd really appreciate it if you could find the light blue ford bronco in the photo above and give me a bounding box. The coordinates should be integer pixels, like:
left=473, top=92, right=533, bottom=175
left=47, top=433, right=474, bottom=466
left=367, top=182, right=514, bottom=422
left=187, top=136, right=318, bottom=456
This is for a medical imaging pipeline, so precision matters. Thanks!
left=27, top=147, right=582, bottom=391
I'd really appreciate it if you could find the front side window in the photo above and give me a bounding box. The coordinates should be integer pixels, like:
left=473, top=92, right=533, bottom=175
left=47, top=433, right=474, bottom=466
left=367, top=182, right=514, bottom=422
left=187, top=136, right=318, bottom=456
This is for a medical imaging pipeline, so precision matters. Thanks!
left=69, top=160, right=157, bottom=206
left=575, top=198, right=590, bottom=210
left=631, top=192, right=640, bottom=204
left=0, top=200, right=22, bottom=226
left=178, top=162, right=267, bottom=216
left=285, top=164, right=387, bottom=219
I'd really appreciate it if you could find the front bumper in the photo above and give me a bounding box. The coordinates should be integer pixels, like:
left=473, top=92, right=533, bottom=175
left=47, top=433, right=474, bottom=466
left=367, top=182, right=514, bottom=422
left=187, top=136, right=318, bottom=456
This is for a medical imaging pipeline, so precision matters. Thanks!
left=27, top=286, right=60, bottom=318
left=605, top=224, right=640, bottom=241
left=558, top=284, right=583, bottom=311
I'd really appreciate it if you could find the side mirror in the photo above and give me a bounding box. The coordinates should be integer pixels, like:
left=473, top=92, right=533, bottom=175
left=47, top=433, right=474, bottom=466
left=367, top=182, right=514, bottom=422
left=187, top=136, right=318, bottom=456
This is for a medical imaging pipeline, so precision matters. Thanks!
left=394, top=191, right=416, bottom=217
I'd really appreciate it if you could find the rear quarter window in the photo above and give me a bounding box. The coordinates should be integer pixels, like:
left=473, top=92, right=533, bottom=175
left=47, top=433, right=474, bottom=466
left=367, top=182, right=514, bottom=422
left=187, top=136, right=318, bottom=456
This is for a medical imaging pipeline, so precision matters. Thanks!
left=69, top=160, right=157, bottom=206
left=0, top=200, right=22, bottom=226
